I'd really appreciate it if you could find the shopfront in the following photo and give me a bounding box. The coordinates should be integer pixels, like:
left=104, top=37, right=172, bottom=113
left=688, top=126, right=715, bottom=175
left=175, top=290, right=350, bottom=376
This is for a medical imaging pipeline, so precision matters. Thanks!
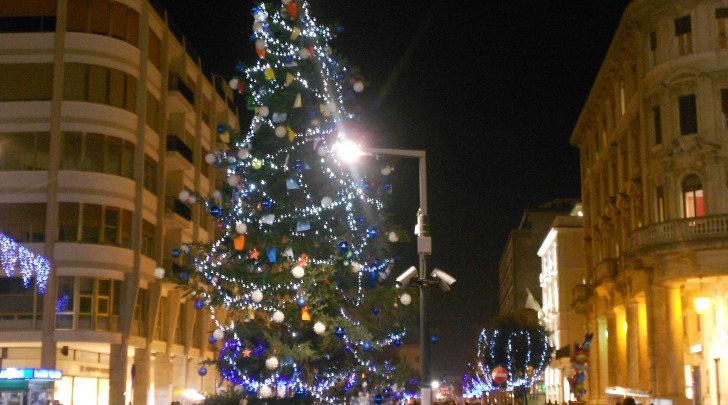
left=0, top=368, right=62, bottom=405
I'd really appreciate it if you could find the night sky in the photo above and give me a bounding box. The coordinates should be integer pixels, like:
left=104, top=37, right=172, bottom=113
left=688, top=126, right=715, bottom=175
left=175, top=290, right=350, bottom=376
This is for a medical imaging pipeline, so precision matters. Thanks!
left=160, top=0, right=632, bottom=379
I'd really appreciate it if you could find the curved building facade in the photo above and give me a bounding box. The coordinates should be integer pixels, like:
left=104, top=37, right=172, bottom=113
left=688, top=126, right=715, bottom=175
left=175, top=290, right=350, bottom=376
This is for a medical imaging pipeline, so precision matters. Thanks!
left=570, top=1, right=728, bottom=405
left=0, top=1, right=239, bottom=404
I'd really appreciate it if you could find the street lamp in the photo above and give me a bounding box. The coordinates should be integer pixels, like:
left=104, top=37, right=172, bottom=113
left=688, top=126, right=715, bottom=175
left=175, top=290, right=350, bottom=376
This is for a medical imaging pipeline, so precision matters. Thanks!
left=336, top=141, right=456, bottom=405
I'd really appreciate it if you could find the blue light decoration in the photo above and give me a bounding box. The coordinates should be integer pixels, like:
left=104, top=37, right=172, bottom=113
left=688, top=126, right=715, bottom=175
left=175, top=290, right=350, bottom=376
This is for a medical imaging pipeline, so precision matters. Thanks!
left=0, top=232, right=50, bottom=294
left=431, top=335, right=439, bottom=344
left=261, top=197, right=273, bottom=210
left=337, top=241, right=349, bottom=254
left=217, top=124, right=227, bottom=134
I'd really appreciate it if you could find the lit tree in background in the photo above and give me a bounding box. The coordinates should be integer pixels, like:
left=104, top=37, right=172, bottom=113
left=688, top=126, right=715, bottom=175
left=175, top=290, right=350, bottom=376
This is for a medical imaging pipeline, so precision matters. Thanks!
left=167, top=1, right=417, bottom=403
left=462, top=313, right=553, bottom=400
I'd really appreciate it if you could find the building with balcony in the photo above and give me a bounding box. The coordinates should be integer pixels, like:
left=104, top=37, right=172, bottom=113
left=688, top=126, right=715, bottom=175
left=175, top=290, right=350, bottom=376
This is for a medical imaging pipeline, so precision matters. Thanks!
left=498, top=199, right=579, bottom=317
left=570, top=1, right=728, bottom=404
left=0, top=0, right=239, bottom=404
left=537, top=204, right=589, bottom=404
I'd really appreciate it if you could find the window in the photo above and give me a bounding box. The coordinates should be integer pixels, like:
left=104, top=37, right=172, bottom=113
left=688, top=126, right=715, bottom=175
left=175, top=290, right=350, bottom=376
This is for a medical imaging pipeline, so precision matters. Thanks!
left=146, top=91, right=160, bottom=133
left=56, top=276, right=75, bottom=329
left=652, top=106, right=662, bottom=145
left=675, top=15, right=693, bottom=55
left=678, top=94, right=698, bottom=135
left=54, top=276, right=120, bottom=331
left=0, top=132, right=50, bottom=171
left=0, top=0, right=57, bottom=33
left=141, top=219, right=155, bottom=258
left=721, top=89, right=728, bottom=129
left=648, top=31, right=657, bottom=66
left=57, top=202, right=133, bottom=246
left=0, top=277, right=40, bottom=322
left=60, top=132, right=134, bottom=178
left=718, top=8, right=728, bottom=48
left=656, top=186, right=665, bottom=222
left=132, top=288, right=147, bottom=336
left=0, top=203, right=47, bottom=243
left=63, top=63, right=137, bottom=112
left=682, top=174, right=704, bottom=218
left=0, top=64, right=53, bottom=101
left=148, top=30, right=162, bottom=70
left=66, top=0, right=139, bottom=46
left=143, top=154, right=157, bottom=194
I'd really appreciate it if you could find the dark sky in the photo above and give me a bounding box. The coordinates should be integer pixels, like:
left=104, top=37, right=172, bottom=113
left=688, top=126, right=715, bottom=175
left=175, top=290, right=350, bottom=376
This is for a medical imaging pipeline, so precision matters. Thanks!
left=160, top=0, right=632, bottom=379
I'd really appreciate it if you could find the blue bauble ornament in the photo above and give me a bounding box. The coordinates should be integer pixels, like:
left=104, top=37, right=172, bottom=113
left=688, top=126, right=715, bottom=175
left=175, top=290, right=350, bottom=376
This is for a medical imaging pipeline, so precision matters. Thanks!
left=216, top=124, right=227, bottom=134
left=431, top=335, right=439, bottom=344
left=208, top=335, right=217, bottom=344
left=367, top=227, right=378, bottom=238
left=337, top=241, right=349, bottom=254
left=171, top=248, right=181, bottom=258
left=337, top=72, right=345, bottom=81
left=248, top=32, right=257, bottom=41
left=293, top=160, right=304, bottom=172
left=335, top=25, right=344, bottom=33
left=194, top=299, right=204, bottom=310
left=334, top=326, right=346, bottom=339
left=209, top=205, right=223, bottom=218
left=295, top=388, right=307, bottom=398
left=383, top=183, right=391, bottom=191
left=261, top=197, right=272, bottom=210
left=198, top=366, right=207, bottom=376
left=374, top=394, right=383, bottom=405
left=357, top=216, right=365, bottom=224
left=383, top=388, right=392, bottom=398
left=372, top=306, right=380, bottom=315
left=284, top=55, right=293, bottom=64
left=296, top=296, right=307, bottom=307
left=362, top=341, right=372, bottom=351
left=247, top=386, right=257, bottom=395
left=361, top=180, right=369, bottom=190
left=394, top=339, right=401, bottom=347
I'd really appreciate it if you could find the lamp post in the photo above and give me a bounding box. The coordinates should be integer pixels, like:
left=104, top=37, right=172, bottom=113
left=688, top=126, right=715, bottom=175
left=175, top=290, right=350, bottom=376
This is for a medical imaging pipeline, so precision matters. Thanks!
left=337, top=142, right=439, bottom=405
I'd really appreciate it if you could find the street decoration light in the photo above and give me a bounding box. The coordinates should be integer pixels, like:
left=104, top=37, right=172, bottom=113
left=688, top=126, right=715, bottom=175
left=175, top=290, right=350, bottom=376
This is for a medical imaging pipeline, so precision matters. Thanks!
left=336, top=140, right=456, bottom=405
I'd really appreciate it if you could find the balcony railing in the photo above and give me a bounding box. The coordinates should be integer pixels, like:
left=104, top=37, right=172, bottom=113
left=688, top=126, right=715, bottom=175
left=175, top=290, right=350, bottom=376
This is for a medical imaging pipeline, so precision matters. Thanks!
left=165, top=197, right=191, bottom=221
left=168, top=74, right=194, bottom=105
left=629, top=214, right=728, bottom=255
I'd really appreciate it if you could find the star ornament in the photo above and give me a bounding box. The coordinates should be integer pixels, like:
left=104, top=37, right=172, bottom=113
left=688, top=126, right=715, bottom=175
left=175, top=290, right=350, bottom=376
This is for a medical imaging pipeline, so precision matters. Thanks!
left=243, top=347, right=252, bottom=358
left=249, top=249, right=260, bottom=260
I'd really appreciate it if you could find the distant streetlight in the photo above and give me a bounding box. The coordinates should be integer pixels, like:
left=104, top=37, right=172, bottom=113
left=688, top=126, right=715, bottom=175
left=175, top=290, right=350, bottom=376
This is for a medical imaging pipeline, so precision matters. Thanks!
left=336, top=140, right=455, bottom=405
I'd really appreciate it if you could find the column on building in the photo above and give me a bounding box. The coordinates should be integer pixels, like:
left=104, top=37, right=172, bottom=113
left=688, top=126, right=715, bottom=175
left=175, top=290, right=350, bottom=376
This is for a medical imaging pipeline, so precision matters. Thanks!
left=607, top=310, right=618, bottom=389
left=155, top=352, right=174, bottom=404
left=626, top=298, right=639, bottom=389
left=133, top=347, right=152, bottom=405
left=650, top=283, right=668, bottom=397
left=666, top=283, right=686, bottom=403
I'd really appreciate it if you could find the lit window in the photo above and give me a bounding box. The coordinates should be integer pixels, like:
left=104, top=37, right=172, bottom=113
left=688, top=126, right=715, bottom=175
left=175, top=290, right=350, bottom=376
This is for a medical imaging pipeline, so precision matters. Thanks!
left=682, top=175, right=704, bottom=218
left=675, top=15, right=693, bottom=55
left=717, top=8, right=728, bottom=48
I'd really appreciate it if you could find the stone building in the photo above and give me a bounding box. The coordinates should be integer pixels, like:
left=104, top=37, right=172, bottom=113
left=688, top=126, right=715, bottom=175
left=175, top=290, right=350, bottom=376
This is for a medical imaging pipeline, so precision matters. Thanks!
left=570, top=1, right=728, bottom=404
left=0, top=0, right=239, bottom=403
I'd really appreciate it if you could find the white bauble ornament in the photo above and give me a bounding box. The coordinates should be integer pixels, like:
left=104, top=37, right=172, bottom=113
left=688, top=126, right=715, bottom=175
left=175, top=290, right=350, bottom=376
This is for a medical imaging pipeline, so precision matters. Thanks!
left=265, top=356, right=279, bottom=370
left=388, top=231, right=399, bottom=243
left=323, top=46, right=332, bottom=55
left=205, top=153, right=217, bottom=165
left=272, top=310, right=285, bottom=323
left=213, top=190, right=222, bottom=200
left=227, top=174, right=241, bottom=187
left=259, top=385, right=272, bottom=398
left=277, top=384, right=286, bottom=398
left=275, top=126, right=287, bottom=138
left=381, top=166, right=392, bottom=176
left=255, top=39, right=265, bottom=50
left=400, top=293, right=412, bottom=306
left=187, top=196, right=196, bottom=204
left=258, top=105, right=270, bottom=117
left=326, top=101, right=338, bottom=114
left=316, top=145, right=327, bottom=157
left=180, top=244, right=189, bottom=253
left=238, top=148, right=250, bottom=159
left=253, top=21, right=264, bottom=32
left=228, top=78, right=239, bottom=90
left=236, top=222, right=248, bottom=234
left=234, top=385, right=244, bottom=394
left=251, top=290, right=263, bottom=303
left=321, top=196, right=333, bottom=208
left=213, top=329, right=225, bottom=340
left=282, top=0, right=290, bottom=4
left=351, top=262, right=362, bottom=273
left=291, top=265, right=304, bottom=279
left=178, top=190, right=190, bottom=201
left=153, top=267, right=165, bottom=279
left=313, top=321, right=326, bottom=334
left=299, top=48, right=310, bottom=59
left=353, top=81, right=365, bottom=92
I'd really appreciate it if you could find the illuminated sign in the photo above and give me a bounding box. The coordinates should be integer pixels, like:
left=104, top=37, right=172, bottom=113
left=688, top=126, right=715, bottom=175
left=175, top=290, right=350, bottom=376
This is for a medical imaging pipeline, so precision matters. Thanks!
left=0, top=368, right=62, bottom=380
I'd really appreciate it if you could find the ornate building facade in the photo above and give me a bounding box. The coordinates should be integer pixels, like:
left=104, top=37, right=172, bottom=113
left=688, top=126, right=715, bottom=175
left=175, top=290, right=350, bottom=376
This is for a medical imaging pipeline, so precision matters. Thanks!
left=0, top=0, right=239, bottom=403
left=570, top=1, right=728, bottom=404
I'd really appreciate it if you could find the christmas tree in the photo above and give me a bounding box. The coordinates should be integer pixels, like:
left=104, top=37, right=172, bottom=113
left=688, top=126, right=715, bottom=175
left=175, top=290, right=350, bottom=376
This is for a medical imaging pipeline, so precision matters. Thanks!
left=168, top=1, right=417, bottom=403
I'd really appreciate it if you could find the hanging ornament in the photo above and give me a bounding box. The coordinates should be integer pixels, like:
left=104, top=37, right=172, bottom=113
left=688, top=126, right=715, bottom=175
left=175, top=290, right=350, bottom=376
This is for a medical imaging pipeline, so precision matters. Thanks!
left=337, top=241, right=349, bottom=254
left=266, top=247, right=277, bottom=262
left=260, top=214, right=275, bottom=225
left=313, top=321, right=326, bottom=334
left=321, top=196, right=333, bottom=208
left=205, top=153, right=217, bottom=165
left=251, top=290, right=263, bottom=303
left=246, top=306, right=255, bottom=320
left=301, top=305, right=311, bottom=321
left=393, top=338, right=402, bottom=347
left=299, top=48, right=310, bottom=59
left=287, top=126, right=295, bottom=142
left=277, top=385, right=287, bottom=398
left=255, top=39, right=266, bottom=58
left=285, top=1, right=297, bottom=19
left=259, top=385, right=272, bottom=398
left=296, top=296, right=307, bottom=307
left=252, top=158, right=263, bottom=169
left=265, top=356, right=279, bottom=370
left=249, top=249, right=261, bottom=260
left=362, top=341, right=372, bottom=351
left=153, top=267, right=165, bottom=279
left=351, top=261, right=361, bottom=273
left=291, top=265, right=304, bottom=279
left=297, top=253, right=308, bottom=266
left=236, top=222, right=247, bottom=234
left=234, top=235, right=245, bottom=250
left=265, top=66, right=275, bottom=80
left=371, top=306, right=380, bottom=315
left=285, top=72, right=294, bottom=86
left=293, top=93, right=302, bottom=108
left=213, top=329, right=225, bottom=340
left=431, top=335, right=439, bottom=344
left=272, top=310, right=285, bottom=323
left=258, top=105, right=270, bottom=117
left=275, top=125, right=287, bottom=138
left=388, top=231, right=399, bottom=242
left=399, top=293, right=412, bottom=306
left=353, top=81, right=364, bottom=92
left=198, top=366, right=207, bottom=376
left=334, top=326, right=346, bottom=339
left=290, top=26, right=300, bottom=40
left=194, top=299, right=205, bottom=310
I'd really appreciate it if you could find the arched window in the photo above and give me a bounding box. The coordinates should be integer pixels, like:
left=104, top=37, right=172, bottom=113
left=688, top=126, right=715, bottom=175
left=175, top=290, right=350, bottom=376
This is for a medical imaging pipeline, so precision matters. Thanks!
left=682, top=174, right=704, bottom=218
